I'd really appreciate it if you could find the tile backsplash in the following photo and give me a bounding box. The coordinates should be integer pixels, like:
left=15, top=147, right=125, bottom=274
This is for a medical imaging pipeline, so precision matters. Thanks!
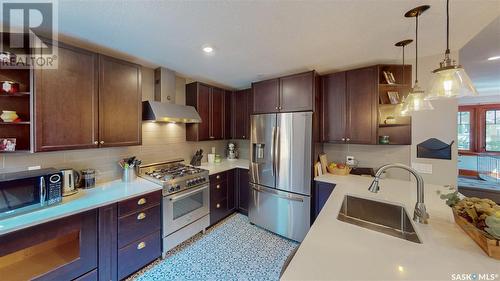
left=0, top=122, right=230, bottom=183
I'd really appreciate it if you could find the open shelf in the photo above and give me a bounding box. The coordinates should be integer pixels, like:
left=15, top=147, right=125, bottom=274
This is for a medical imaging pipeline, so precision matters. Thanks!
left=0, top=121, right=30, bottom=125
left=0, top=231, right=80, bottom=281
left=378, top=123, right=410, bottom=128
left=0, top=92, right=30, bottom=97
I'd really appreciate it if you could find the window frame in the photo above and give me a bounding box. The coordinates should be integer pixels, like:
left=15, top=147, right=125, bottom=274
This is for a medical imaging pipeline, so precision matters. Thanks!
left=458, top=104, right=500, bottom=156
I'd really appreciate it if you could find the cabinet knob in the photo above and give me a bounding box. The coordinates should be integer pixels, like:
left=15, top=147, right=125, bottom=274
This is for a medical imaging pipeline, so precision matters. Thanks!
left=278, top=106, right=282, bottom=110
left=346, top=138, right=351, bottom=142
left=137, top=242, right=146, bottom=250
left=216, top=184, right=220, bottom=189
left=216, top=203, right=221, bottom=208
left=210, top=136, right=214, bottom=139
left=242, top=136, right=245, bottom=138
left=216, top=175, right=220, bottom=179
left=275, top=107, right=278, bottom=110
left=94, top=141, right=98, bottom=145
left=137, top=198, right=147, bottom=205
left=100, top=140, right=104, bottom=144
left=137, top=212, right=146, bottom=220
left=341, top=138, right=346, bottom=141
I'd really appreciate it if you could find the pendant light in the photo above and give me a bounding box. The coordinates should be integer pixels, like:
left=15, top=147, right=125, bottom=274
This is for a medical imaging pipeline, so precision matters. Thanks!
left=427, top=0, right=478, bottom=99
left=400, top=5, right=434, bottom=116
left=394, top=39, right=412, bottom=116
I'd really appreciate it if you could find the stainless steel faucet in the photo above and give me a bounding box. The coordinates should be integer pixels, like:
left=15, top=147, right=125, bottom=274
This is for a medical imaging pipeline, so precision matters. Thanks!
left=368, top=163, right=429, bottom=224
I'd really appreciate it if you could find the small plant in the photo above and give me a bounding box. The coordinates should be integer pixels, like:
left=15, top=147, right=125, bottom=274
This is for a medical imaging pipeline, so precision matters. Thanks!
left=485, top=213, right=500, bottom=240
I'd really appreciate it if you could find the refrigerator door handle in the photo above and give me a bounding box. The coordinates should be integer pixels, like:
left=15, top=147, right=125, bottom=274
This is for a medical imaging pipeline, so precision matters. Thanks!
left=251, top=185, right=304, bottom=202
left=276, top=126, right=280, bottom=179
left=271, top=126, right=276, bottom=177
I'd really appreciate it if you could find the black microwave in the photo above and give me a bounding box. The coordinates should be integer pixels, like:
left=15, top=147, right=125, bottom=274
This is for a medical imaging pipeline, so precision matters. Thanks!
left=0, top=168, right=63, bottom=219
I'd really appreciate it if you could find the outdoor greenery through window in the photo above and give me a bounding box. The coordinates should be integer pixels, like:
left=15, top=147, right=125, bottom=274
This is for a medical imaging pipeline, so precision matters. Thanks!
left=457, top=111, right=471, bottom=150
left=485, top=110, right=500, bottom=152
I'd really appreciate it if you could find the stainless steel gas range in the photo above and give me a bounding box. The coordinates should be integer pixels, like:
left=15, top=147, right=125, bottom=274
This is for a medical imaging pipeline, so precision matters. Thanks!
left=138, top=159, right=209, bottom=258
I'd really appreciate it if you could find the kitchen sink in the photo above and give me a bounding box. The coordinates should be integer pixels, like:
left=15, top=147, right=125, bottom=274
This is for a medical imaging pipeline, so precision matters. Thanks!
left=337, top=195, right=422, bottom=243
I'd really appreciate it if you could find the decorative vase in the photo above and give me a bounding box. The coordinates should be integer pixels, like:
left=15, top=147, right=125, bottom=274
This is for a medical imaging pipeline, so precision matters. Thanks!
left=0, top=110, right=18, bottom=122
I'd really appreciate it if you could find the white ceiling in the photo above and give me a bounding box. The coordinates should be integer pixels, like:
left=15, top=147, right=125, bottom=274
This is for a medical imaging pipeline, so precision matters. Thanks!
left=55, top=0, right=500, bottom=89
left=459, top=16, right=500, bottom=102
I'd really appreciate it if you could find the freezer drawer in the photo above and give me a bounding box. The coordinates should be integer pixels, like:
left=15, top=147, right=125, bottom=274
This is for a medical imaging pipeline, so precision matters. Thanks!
left=249, top=183, right=310, bottom=242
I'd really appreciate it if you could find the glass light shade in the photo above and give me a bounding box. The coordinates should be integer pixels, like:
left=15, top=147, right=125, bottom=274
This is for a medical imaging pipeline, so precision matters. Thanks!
left=400, top=85, right=434, bottom=116
left=427, top=66, right=478, bottom=100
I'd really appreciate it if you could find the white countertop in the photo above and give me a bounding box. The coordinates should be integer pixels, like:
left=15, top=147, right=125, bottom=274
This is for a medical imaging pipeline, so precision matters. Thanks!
left=0, top=178, right=161, bottom=236
left=281, top=174, right=500, bottom=281
left=199, top=158, right=249, bottom=175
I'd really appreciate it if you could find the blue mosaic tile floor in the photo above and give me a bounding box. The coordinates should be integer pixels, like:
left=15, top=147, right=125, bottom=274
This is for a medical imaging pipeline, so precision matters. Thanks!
left=132, top=213, right=299, bottom=281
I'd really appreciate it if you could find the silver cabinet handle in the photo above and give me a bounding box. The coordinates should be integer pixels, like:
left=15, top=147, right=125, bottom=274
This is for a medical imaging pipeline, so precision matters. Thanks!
left=341, top=138, right=346, bottom=142
left=216, top=184, right=220, bottom=189
left=100, top=141, right=104, bottom=144
left=275, top=107, right=278, bottom=110
left=94, top=141, right=98, bottom=145
left=216, top=203, right=221, bottom=208
left=216, top=175, right=220, bottom=179
left=242, top=136, right=245, bottom=138
left=346, top=138, right=350, bottom=142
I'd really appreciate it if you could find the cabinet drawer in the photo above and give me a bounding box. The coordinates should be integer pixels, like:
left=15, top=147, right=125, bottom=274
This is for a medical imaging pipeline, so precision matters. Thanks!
left=118, top=205, right=161, bottom=248
left=117, top=231, right=161, bottom=280
left=118, top=191, right=161, bottom=217
left=210, top=180, right=227, bottom=203
left=210, top=198, right=229, bottom=225
left=209, top=172, right=226, bottom=183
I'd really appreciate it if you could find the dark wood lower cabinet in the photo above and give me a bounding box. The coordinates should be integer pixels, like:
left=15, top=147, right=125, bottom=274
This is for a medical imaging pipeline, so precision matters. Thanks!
left=313, top=181, right=336, bottom=223
left=98, top=204, right=118, bottom=281
left=0, top=210, right=98, bottom=281
left=75, top=269, right=98, bottom=281
left=236, top=168, right=250, bottom=215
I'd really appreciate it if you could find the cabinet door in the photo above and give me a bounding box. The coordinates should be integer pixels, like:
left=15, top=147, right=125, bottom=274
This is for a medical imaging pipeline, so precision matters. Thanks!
left=321, top=72, right=347, bottom=143
left=98, top=205, right=117, bottom=281
left=210, top=87, right=225, bottom=140
left=194, top=83, right=211, bottom=141
left=280, top=71, right=314, bottom=112
left=237, top=168, right=250, bottom=215
left=224, top=90, right=232, bottom=139
left=98, top=55, right=142, bottom=147
left=35, top=43, right=98, bottom=151
left=0, top=210, right=97, bottom=281
left=232, top=89, right=249, bottom=139
left=313, top=182, right=335, bottom=223
left=252, top=78, right=279, bottom=114
left=227, top=169, right=236, bottom=211
left=346, top=67, right=378, bottom=144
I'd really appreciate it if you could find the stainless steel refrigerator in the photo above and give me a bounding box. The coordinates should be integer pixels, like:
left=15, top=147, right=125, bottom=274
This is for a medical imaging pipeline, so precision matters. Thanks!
left=249, top=112, right=312, bottom=242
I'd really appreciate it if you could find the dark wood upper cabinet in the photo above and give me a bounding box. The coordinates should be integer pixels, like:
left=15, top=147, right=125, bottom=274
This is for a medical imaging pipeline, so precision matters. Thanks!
left=186, top=82, right=228, bottom=141
left=98, top=55, right=142, bottom=147
left=224, top=90, right=232, bottom=139
left=231, top=89, right=250, bottom=139
left=252, top=78, right=279, bottom=114
left=280, top=71, right=315, bottom=112
left=34, top=43, right=99, bottom=152
left=252, top=71, right=316, bottom=114
left=210, top=87, right=225, bottom=140
left=321, top=66, right=378, bottom=145
left=346, top=66, right=378, bottom=144
left=321, top=72, right=346, bottom=143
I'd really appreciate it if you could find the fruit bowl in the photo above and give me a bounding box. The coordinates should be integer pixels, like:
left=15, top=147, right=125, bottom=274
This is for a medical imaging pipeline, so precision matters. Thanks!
left=327, top=166, right=352, bottom=175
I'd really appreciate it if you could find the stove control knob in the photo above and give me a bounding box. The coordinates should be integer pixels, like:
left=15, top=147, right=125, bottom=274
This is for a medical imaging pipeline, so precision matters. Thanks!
left=187, top=180, right=193, bottom=186
left=168, top=187, right=175, bottom=192
left=175, top=185, right=181, bottom=190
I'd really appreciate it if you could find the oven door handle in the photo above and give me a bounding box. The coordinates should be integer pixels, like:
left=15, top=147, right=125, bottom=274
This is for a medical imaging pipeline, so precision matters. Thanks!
left=169, top=185, right=208, bottom=202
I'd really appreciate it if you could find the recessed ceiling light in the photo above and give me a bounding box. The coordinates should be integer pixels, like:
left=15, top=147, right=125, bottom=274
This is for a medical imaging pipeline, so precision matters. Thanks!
left=202, top=45, right=214, bottom=54
left=487, top=56, right=500, bottom=61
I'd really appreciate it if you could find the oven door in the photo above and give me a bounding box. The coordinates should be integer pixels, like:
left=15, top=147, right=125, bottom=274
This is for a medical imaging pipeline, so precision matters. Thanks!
left=163, top=184, right=209, bottom=236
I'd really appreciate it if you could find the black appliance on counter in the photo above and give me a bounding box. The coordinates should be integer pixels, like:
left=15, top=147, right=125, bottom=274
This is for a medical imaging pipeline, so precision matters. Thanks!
left=0, top=168, right=63, bottom=219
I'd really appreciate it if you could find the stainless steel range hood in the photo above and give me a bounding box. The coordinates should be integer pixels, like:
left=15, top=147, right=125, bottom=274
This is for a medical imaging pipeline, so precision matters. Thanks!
left=142, top=67, right=201, bottom=123
left=142, top=101, right=201, bottom=123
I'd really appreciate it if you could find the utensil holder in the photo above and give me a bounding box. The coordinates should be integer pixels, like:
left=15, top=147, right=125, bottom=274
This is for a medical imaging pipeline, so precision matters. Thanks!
left=122, top=167, right=137, bottom=183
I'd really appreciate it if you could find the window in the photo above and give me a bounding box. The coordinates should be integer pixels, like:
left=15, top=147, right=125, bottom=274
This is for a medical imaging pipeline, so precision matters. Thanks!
left=485, top=109, right=500, bottom=152
left=458, top=104, right=500, bottom=154
left=457, top=111, right=471, bottom=150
